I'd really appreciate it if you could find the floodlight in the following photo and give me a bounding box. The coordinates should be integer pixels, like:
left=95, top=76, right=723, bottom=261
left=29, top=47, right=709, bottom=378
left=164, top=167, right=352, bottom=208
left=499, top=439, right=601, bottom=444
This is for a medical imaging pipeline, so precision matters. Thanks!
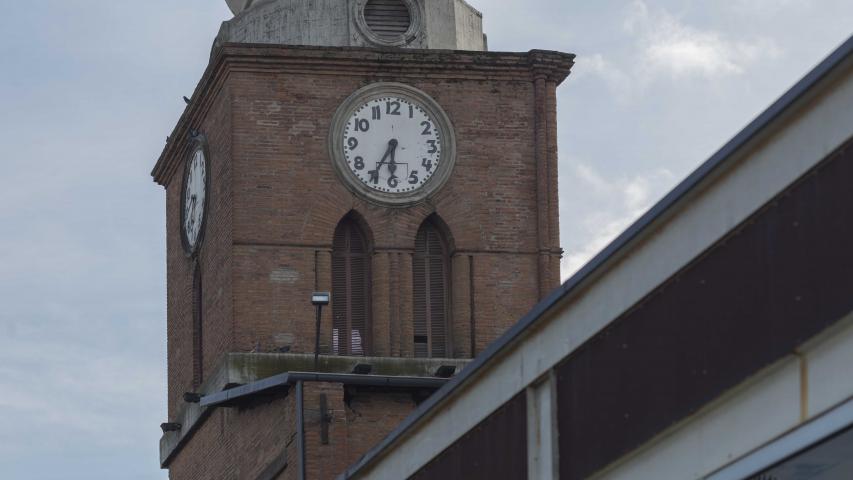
left=312, top=292, right=331, bottom=306
left=352, top=364, right=373, bottom=375
left=183, top=392, right=202, bottom=403
left=160, top=422, right=182, bottom=433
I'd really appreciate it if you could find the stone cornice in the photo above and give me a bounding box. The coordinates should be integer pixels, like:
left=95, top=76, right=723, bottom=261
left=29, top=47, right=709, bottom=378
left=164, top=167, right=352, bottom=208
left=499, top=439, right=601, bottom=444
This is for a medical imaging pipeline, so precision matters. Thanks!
left=151, top=44, right=575, bottom=186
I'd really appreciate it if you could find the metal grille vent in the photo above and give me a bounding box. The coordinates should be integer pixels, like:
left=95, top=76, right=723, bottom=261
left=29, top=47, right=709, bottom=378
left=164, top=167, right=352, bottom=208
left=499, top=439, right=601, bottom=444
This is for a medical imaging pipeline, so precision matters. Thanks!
left=363, top=0, right=412, bottom=40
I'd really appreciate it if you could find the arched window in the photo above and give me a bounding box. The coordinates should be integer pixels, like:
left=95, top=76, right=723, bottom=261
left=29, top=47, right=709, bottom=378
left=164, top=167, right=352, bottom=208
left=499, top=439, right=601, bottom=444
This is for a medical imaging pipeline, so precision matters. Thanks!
left=192, top=264, right=203, bottom=388
left=413, top=219, right=451, bottom=358
left=332, top=216, right=371, bottom=356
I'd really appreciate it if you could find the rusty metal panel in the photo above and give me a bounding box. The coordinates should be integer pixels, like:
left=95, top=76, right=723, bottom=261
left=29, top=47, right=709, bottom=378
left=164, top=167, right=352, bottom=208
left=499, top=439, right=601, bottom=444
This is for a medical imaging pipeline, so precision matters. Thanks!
left=410, top=392, right=528, bottom=480
left=557, top=138, right=853, bottom=480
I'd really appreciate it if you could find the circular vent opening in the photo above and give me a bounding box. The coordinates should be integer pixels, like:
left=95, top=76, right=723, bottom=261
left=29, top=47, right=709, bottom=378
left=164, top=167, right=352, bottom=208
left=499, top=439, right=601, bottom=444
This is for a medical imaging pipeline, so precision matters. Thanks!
left=363, top=0, right=412, bottom=41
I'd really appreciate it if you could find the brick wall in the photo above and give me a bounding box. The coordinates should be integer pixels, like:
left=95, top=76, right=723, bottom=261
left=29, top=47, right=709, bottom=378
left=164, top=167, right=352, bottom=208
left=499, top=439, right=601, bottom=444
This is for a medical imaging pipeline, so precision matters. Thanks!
left=165, top=84, right=235, bottom=420
left=169, top=395, right=295, bottom=480
left=168, top=382, right=419, bottom=480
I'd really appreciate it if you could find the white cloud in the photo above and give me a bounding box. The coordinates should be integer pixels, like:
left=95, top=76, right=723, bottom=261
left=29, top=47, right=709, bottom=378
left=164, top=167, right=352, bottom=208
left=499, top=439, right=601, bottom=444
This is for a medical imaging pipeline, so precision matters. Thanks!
left=730, top=0, right=814, bottom=15
left=574, top=53, right=637, bottom=102
left=626, top=0, right=781, bottom=78
left=561, top=162, right=675, bottom=278
left=579, top=0, right=783, bottom=100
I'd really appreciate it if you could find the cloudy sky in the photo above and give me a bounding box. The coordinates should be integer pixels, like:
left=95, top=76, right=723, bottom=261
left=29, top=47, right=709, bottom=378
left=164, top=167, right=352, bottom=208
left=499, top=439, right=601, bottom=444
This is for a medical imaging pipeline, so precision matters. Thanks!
left=0, top=1, right=850, bottom=478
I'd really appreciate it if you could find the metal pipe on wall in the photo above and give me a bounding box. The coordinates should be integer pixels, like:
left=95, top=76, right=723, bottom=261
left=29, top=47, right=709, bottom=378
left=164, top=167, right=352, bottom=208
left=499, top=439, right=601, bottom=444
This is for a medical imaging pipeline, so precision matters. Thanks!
left=296, top=381, right=306, bottom=480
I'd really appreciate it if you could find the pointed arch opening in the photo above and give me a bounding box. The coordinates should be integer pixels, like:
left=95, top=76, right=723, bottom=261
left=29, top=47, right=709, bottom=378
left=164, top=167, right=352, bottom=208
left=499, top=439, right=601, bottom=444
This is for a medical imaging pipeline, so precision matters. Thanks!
left=192, top=263, right=203, bottom=388
left=332, top=213, right=372, bottom=356
left=413, top=216, right=452, bottom=358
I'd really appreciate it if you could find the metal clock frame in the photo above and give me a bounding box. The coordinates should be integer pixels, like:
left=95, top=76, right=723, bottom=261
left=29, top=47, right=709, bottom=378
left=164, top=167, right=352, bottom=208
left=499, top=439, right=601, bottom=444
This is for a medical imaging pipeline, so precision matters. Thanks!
left=328, top=82, right=457, bottom=207
left=180, top=132, right=212, bottom=257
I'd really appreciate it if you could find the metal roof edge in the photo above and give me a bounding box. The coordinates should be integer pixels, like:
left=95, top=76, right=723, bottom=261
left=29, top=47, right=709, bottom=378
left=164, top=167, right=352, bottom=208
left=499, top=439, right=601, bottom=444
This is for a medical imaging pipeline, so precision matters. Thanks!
left=199, top=372, right=449, bottom=408
left=339, top=34, right=853, bottom=479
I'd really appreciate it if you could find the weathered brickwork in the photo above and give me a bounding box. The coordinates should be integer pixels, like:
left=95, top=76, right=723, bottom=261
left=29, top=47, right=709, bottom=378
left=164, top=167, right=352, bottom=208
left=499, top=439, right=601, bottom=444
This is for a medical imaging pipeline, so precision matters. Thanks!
left=154, top=44, right=573, bottom=477
left=298, top=383, right=418, bottom=480
left=166, top=383, right=419, bottom=480
left=165, top=85, right=235, bottom=420
left=169, top=396, right=295, bottom=480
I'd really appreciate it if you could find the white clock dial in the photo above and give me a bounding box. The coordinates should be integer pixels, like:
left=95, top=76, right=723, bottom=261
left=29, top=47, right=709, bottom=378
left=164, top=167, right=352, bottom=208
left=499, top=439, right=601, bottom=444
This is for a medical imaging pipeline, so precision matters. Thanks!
left=182, top=148, right=207, bottom=253
left=343, top=96, right=442, bottom=194
left=330, top=83, right=456, bottom=206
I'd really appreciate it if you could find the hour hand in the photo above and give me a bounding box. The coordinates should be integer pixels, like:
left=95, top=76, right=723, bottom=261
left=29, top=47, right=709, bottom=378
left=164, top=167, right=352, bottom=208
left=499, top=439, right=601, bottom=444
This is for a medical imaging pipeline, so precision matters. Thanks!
left=386, top=139, right=399, bottom=176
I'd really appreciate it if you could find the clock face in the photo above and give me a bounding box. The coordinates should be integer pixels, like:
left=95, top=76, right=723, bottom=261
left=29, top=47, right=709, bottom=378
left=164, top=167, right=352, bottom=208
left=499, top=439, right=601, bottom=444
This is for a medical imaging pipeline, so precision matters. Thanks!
left=343, top=97, right=442, bottom=194
left=330, top=83, right=456, bottom=205
left=181, top=147, right=208, bottom=254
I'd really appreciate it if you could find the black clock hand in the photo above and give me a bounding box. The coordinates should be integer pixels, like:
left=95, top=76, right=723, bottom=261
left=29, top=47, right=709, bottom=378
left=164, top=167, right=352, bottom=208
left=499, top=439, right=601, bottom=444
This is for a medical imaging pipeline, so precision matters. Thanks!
left=387, top=139, right=399, bottom=177
left=187, top=196, right=197, bottom=231
left=371, top=139, right=398, bottom=184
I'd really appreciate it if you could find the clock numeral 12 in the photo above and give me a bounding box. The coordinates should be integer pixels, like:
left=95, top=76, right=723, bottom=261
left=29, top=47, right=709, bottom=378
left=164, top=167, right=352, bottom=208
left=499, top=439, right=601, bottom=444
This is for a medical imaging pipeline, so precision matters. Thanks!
left=386, top=101, right=401, bottom=115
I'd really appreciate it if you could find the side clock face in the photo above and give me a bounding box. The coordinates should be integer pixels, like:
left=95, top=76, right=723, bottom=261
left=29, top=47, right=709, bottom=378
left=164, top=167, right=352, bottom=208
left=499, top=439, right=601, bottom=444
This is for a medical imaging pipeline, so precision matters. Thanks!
left=181, top=146, right=208, bottom=255
left=330, top=83, right=456, bottom=206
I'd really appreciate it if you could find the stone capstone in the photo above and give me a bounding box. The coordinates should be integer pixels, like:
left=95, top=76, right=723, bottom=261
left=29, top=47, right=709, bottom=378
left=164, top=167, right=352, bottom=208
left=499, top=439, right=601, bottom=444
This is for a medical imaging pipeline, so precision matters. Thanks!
left=217, top=0, right=486, bottom=51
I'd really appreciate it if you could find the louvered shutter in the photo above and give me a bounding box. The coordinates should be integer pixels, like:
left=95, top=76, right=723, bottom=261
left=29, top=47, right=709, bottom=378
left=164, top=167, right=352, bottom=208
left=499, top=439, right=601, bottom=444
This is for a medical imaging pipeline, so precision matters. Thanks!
left=413, top=232, right=428, bottom=357
left=332, top=218, right=370, bottom=356
left=332, top=227, right=348, bottom=355
left=363, top=0, right=412, bottom=40
left=413, top=222, right=450, bottom=358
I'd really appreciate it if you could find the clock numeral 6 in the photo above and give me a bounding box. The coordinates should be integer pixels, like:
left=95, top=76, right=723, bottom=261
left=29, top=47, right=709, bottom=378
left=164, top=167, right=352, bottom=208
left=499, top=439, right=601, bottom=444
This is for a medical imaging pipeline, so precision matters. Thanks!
left=354, top=119, right=370, bottom=132
left=353, top=156, right=365, bottom=170
left=388, top=177, right=399, bottom=188
left=422, top=158, right=433, bottom=172
left=347, top=137, right=358, bottom=150
left=408, top=170, right=419, bottom=185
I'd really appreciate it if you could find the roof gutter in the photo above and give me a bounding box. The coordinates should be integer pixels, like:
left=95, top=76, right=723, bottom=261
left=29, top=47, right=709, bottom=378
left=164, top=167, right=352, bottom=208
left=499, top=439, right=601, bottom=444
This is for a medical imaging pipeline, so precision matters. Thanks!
left=296, top=381, right=306, bottom=480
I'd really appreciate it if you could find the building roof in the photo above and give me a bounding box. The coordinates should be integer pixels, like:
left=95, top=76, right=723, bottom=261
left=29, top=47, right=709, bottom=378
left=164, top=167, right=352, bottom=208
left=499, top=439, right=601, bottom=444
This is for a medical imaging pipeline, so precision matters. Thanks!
left=340, top=34, right=853, bottom=479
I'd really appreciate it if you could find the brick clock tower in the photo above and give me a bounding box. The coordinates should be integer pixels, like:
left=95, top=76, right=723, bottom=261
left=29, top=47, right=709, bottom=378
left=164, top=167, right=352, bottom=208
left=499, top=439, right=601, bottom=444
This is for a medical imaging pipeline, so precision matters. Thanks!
left=153, top=1, right=573, bottom=478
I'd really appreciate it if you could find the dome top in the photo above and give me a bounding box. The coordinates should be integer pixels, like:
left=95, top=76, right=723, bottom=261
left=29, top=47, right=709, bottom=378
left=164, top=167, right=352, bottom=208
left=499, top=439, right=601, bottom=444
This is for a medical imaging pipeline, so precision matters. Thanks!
left=225, top=0, right=254, bottom=15
left=217, top=0, right=487, bottom=51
